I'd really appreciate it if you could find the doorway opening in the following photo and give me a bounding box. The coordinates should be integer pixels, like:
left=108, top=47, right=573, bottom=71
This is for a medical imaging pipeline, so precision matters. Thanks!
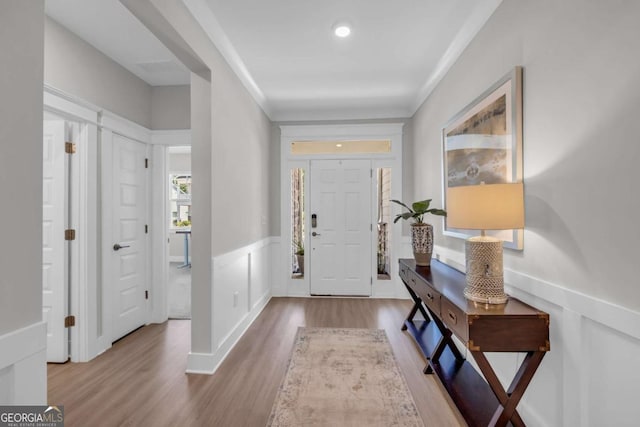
left=42, top=111, right=74, bottom=362
left=280, top=124, right=404, bottom=298
left=167, top=146, right=192, bottom=319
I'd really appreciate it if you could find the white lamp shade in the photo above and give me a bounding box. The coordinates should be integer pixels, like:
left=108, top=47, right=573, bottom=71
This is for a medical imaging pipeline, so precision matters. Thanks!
left=446, top=183, right=524, bottom=230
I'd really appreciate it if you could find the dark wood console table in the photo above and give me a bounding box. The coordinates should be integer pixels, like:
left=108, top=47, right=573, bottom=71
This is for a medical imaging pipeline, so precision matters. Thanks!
left=399, top=259, right=549, bottom=427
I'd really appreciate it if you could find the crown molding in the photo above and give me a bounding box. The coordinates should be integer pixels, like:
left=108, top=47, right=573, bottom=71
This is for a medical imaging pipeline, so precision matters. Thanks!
left=183, top=0, right=272, bottom=119
left=409, top=0, right=504, bottom=115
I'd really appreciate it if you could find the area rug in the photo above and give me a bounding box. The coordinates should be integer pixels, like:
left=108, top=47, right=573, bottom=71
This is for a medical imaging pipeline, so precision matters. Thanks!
left=267, top=327, right=424, bottom=426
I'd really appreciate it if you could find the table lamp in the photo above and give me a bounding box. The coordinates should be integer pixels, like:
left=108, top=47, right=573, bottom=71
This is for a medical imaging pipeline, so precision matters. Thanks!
left=446, top=182, right=524, bottom=304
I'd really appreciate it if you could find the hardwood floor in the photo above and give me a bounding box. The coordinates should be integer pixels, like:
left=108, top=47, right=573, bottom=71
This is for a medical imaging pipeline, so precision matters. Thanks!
left=48, top=297, right=465, bottom=426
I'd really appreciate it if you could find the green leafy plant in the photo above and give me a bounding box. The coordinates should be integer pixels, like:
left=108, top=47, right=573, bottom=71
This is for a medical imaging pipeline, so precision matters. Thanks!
left=391, top=199, right=446, bottom=224
left=294, top=240, right=304, bottom=256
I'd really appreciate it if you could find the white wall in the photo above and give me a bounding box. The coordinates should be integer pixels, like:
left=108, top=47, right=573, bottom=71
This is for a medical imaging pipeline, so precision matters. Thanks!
left=44, top=17, right=152, bottom=128
left=0, top=0, right=47, bottom=404
left=151, top=85, right=190, bottom=130
left=46, top=18, right=191, bottom=132
left=211, top=80, right=272, bottom=255
left=123, top=0, right=273, bottom=373
left=412, top=0, right=640, bottom=425
left=189, top=71, right=214, bottom=357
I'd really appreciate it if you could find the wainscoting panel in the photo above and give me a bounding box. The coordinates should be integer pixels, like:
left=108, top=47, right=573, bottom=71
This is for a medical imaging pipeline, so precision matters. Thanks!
left=250, top=244, right=271, bottom=310
left=432, top=245, right=640, bottom=427
left=270, top=238, right=285, bottom=296
left=213, top=252, right=250, bottom=350
left=584, top=317, right=640, bottom=425
left=190, top=237, right=277, bottom=374
left=0, top=322, right=47, bottom=404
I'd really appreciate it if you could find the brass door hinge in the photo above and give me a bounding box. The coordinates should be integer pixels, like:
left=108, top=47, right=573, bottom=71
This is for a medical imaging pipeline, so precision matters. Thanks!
left=64, top=315, right=75, bottom=328
left=65, top=229, right=76, bottom=240
left=65, top=142, right=76, bottom=154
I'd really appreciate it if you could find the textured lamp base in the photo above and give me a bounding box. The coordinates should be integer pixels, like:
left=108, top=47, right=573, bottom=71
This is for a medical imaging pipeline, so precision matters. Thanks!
left=464, top=236, right=508, bottom=304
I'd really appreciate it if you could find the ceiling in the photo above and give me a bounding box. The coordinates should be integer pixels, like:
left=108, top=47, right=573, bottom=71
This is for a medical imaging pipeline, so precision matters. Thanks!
left=45, top=0, right=191, bottom=86
left=45, top=0, right=503, bottom=121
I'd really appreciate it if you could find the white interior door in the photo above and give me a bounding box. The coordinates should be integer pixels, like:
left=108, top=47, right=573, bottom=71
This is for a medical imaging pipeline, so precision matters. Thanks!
left=42, top=119, right=68, bottom=362
left=309, top=159, right=372, bottom=296
left=111, top=134, right=148, bottom=341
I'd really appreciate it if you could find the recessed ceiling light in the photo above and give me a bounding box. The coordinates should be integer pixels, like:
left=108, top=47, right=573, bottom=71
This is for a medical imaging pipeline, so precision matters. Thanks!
left=333, top=22, right=352, bottom=38
left=336, top=143, right=343, bottom=148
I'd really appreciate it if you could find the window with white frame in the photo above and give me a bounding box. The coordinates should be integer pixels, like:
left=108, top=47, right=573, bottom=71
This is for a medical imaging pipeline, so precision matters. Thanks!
left=169, top=173, right=191, bottom=229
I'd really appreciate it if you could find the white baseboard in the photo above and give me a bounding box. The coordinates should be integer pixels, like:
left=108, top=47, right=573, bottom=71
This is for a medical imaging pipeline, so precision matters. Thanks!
left=0, top=322, right=47, bottom=405
left=185, top=352, right=217, bottom=375
left=186, top=293, right=271, bottom=375
left=186, top=237, right=277, bottom=374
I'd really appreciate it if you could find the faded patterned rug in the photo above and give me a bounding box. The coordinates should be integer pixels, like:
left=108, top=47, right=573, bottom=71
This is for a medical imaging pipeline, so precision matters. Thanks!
left=267, top=327, right=424, bottom=426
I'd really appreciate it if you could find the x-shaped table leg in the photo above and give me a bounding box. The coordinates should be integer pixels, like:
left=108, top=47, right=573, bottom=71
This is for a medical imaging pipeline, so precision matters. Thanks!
left=401, top=282, right=430, bottom=331
left=471, top=350, right=546, bottom=427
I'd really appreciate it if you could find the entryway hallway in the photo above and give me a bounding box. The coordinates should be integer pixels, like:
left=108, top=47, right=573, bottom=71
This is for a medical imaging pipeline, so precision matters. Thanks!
left=48, top=298, right=464, bottom=426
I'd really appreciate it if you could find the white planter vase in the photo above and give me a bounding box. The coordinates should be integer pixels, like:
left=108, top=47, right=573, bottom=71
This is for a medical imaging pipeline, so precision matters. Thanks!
left=411, top=223, right=434, bottom=266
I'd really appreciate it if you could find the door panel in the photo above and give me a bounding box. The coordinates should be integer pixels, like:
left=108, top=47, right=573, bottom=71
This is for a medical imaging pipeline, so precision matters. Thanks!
left=112, top=134, right=147, bottom=341
left=42, top=120, right=68, bottom=362
left=309, top=159, right=372, bottom=296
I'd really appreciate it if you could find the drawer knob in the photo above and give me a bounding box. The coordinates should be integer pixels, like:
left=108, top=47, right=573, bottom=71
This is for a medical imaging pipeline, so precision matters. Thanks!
left=426, top=292, right=433, bottom=301
left=448, top=310, right=457, bottom=324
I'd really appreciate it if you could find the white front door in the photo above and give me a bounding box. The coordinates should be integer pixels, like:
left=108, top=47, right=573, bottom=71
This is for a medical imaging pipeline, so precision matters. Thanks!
left=42, top=119, right=68, bottom=362
left=111, top=134, right=148, bottom=341
left=309, top=159, right=372, bottom=296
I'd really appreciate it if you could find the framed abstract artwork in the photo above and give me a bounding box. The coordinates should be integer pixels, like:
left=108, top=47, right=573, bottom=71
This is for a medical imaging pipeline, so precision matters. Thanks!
left=442, top=66, right=524, bottom=249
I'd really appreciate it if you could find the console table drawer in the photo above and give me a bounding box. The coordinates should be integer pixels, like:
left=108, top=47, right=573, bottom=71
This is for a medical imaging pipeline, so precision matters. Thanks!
left=441, top=298, right=468, bottom=342
left=403, top=271, right=437, bottom=314
left=468, top=315, right=550, bottom=352
left=416, top=283, right=440, bottom=316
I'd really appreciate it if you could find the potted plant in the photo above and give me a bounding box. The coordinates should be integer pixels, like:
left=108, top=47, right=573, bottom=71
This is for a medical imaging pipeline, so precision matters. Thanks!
left=391, top=199, right=446, bottom=266
left=294, top=240, right=305, bottom=275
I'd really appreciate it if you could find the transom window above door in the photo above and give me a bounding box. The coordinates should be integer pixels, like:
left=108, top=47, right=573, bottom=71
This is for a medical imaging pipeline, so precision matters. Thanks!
left=291, top=139, right=391, bottom=155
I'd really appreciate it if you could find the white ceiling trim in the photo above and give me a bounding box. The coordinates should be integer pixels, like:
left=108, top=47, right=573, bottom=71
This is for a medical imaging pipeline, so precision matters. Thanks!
left=270, top=104, right=414, bottom=123
left=183, top=0, right=272, bottom=118
left=183, top=0, right=503, bottom=122
left=410, top=0, right=504, bottom=115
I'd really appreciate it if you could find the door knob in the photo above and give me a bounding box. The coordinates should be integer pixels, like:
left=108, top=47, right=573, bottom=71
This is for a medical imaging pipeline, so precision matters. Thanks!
left=113, top=243, right=130, bottom=251
left=312, top=232, right=321, bottom=237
